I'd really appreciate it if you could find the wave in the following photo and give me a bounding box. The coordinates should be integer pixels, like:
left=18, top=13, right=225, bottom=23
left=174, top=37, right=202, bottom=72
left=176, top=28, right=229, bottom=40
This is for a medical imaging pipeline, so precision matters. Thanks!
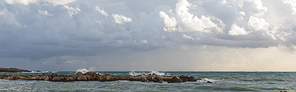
left=76, top=68, right=89, bottom=74
left=129, top=71, right=168, bottom=76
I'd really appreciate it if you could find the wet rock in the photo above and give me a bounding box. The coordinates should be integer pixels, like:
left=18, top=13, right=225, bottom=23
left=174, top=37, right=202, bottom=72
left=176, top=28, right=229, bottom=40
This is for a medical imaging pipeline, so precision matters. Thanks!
left=168, top=76, right=182, bottom=83
left=129, top=76, right=144, bottom=81
left=153, top=77, right=163, bottom=83
left=40, top=75, right=50, bottom=81
left=76, top=72, right=83, bottom=75
left=97, top=75, right=107, bottom=81
left=51, top=74, right=58, bottom=77
left=86, top=75, right=94, bottom=81
left=85, top=72, right=96, bottom=77
left=107, top=75, right=118, bottom=81
left=6, top=77, right=13, bottom=80
left=207, top=81, right=212, bottom=83
left=78, top=75, right=87, bottom=81
left=97, top=73, right=102, bottom=76
left=28, top=76, right=41, bottom=80
left=51, top=76, right=64, bottom=82
left=162, top=77, right=173, bottom=81
left=141, top=78, right=149, bottom=82
left=64, top=77, right=74, bottom=82
left=105, top=74, right=111, bottom=76
left=179, top=75, right=197, bottom=82
left=69, top=75, right=78, bottom=81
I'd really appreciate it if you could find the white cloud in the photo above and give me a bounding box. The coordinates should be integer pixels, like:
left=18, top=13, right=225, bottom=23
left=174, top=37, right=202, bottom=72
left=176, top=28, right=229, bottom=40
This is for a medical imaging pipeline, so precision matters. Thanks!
left=159, top=11, right=177, bottom=32
left=38, top=10, right=53, bottom=16
left=283, top=0, right=296, bottom=15
left=248, top=16, right=269, bottom=31
left=182, top=34, right=194, bottom=40
left=42, top=0, right=77, bottom=5
left=64, top=5, right=81, bottom=17
left=4, top=0, right=38, bottom=5
left=112, top=14, right=132, bottom=24
left=95, top=6, right=108, bottom=17
left=229, top=24, right=248, bottom=35
left=175, top=0, right=218, bottom=32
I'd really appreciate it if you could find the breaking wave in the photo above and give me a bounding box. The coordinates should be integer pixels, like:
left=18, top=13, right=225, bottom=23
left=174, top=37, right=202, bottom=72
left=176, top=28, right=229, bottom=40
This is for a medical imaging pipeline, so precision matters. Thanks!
left=129, top=71, right=168, bottom=76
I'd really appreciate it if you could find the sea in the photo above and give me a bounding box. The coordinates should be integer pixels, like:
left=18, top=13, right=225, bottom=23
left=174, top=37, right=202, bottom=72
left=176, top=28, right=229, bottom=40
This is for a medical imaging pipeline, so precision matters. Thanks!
left=0, top=69, right=296, bottom=92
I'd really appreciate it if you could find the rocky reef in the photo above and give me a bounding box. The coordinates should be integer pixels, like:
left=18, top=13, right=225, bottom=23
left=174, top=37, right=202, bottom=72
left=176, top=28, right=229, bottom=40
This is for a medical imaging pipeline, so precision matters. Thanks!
left=0, top=71, right=203, bottom=83
left=0, top=68, right=31, bottom=72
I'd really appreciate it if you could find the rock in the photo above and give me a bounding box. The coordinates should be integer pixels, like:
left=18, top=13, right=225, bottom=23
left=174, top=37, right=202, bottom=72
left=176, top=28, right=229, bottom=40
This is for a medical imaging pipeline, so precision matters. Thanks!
left=85, top=72, right=96, bottom=77
left=9, top=73, right=15, bottom=77
left=207, top=81, right=212, bottom=83
left=168, top=76, right=182, bottom=83
left=97, top=73, right=102, bottom=75
left=78, top=75, right=87, bottom=81
left=76, top=72, right=84, bottom=75
left=179, top=75, right=197, bottom=82
left=153, top=77, right=163, bottom=83
left=40, top=75, right=50, bottom=81
left=51, top=74, right=58, bottom=77
left=86, top=75, right=94, bottom=81
left=64, top=77, right=74, bottom=82
left=187, top=76, right=197, bottom=82
left=97, top=75, right=107, bottom=81
left=24, top=75, right=30, bottom=78
left=162, top=77, right=173, bottom=81
left=107, top=75, right=118, bottom=81
left=51, top=76, right=63, bottom=81
left=70, top=75, right=78, bottom=81
left=105, top=74, right=111, bottom=76
left=141, top=78, right=149, bottom=82
left=129, top=76, right=143, bottom=81
left=147, top=75, right=154, bottom=81
left=6, top=77, right=13, bottom=80
left=0, top=68, right=31, bottom=72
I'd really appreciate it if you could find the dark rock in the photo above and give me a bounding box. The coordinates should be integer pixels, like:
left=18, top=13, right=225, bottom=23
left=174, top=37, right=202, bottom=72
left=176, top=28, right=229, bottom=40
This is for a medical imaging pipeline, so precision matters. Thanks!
left=153, top=77, right=163, bottom=83
left=168, top=76, right=182, bottom=83
left=86, top=75, right=94, bottom=81
left=207, top=81, right=212, bottom=83
left=64, top=77, right=74, bottom=82
left=70, top=75, right=78, bottom=81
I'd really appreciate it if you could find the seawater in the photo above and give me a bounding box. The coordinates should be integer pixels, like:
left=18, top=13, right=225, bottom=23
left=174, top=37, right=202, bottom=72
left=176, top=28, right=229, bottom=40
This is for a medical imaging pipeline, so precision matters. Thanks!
left=0, top=71, right=296, bottom=92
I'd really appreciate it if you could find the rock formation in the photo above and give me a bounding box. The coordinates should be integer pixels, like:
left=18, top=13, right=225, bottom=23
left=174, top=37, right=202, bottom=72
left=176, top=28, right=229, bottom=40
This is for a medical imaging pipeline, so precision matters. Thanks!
left=0, top=71, right=203, bottom=83
left=0, top=68, right=31, bottom=72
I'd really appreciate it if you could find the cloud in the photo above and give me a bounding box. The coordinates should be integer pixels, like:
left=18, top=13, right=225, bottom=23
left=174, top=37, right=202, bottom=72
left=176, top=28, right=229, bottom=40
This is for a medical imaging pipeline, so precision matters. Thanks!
left=95, top=6, right=108, bottom=17
left=229, top=24, right=248, bottom=35
left=0, top=0, right=296, bottom=61
left=112, top=14, right=132, bottom=24
left=4, top=0, right=38, bottom=5
left=42, top=0, right=77, bottom=5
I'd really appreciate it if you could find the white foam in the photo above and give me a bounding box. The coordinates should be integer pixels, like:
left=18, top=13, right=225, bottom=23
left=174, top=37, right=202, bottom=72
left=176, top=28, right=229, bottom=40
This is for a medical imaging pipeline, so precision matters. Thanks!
left=76, top=68, right=89, bottom=74
left=129, top=70, right=166, bottom=76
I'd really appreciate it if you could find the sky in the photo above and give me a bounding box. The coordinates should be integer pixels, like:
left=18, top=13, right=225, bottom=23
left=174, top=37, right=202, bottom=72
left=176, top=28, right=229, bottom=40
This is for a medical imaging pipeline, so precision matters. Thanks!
left=0, top=0, right=296, bottom=71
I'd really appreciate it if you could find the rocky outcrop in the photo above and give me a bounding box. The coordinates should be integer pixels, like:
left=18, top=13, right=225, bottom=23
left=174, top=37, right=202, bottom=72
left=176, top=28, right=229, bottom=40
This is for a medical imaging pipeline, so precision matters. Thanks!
left=0, top=68, right=31, bottom=72
left=0, top=72, right=202, bottom=83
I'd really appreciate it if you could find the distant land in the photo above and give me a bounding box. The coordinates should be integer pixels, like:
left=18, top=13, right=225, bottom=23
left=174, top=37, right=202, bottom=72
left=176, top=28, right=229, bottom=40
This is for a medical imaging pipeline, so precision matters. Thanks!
left=0, top=68, right=31, bottom=72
